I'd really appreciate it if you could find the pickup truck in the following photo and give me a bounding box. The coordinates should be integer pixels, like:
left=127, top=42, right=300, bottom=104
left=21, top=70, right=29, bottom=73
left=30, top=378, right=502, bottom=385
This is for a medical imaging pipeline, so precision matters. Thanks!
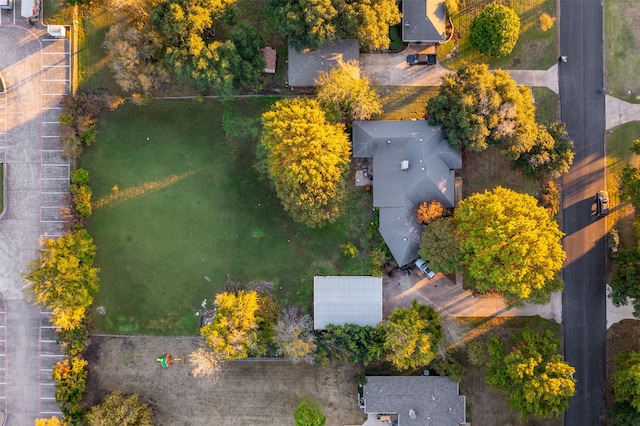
left=406, top=54, right=437, bottom=66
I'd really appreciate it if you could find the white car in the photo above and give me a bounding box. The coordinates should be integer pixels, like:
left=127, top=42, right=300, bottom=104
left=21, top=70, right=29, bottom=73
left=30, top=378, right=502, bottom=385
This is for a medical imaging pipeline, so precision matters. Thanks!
left=414, top=258, right=436, bottom=279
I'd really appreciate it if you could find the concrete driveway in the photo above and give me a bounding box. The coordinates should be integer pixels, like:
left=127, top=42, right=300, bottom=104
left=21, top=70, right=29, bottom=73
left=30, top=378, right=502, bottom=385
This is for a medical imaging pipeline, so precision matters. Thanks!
left=382, top=269, right=562, bottom=323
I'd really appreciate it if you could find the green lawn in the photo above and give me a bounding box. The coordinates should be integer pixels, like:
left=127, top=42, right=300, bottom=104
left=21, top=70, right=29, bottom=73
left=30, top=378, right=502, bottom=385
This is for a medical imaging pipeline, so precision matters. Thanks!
left=604, top=0, right=640, bottom=102
left=606, top=122, right=640, bottom=248
left=439, top=0, right=557, bottom=70
left=455, top=316, right=563, bottom=426
left=82, top=98, right=375, bottom=335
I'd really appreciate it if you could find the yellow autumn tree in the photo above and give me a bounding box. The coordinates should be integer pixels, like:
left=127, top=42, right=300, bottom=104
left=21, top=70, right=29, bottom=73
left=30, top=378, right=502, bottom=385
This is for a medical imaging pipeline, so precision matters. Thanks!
left=200, top=291, right=259, bottom=360
left=35, top=417, right=65, bottom=426
left=23, top=229, right=99, bottom=330
left=261, top=98, right=351, bottom=227
left=455, top=186, right=566, bottom=306
left=315, top=60, right=383, bottom=122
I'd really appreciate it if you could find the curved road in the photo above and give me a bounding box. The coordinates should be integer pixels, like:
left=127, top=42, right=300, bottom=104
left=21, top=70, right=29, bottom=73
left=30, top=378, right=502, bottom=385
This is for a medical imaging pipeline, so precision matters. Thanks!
left=559, top=0, right=607, bottom=424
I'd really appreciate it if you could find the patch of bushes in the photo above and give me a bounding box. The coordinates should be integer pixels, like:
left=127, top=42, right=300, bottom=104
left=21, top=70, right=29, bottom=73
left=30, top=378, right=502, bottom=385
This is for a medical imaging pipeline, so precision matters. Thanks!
left=60, top=89, right=105, bottom=159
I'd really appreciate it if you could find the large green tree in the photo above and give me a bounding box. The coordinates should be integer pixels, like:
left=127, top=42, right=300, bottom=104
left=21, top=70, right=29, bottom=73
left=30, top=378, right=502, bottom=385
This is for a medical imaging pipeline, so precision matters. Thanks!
left=455, top=186, right=565, bottom=306
left=151, top=0, right=263, bottom=94
left=87, top=391, right=154, bottom=426
left=268, top=0, right=401, bottom=50
left=260, top=98, right=351, bottom=227
left=609, top=249, right=640, bottom=318
left=321, top=323, right=385, bottom=365
left=200, top=291, right=259, bottom=360
left=418, top=217, right=463, bottom=273
left=613, top=347, right=640, bottom=413
left=315, top=60, right=382, bottom=122
left=513, top=122, right=575, bottom=179
left=383, top=300, right=443, bottom=371
left=469, top=3, right=521, bottom=57
left=23, top=230, right=100, bottom=330
left=427, top=64, right=538, bottom=156
left=620, top=164, right=640, bottom=208
left=486, top=328, right=576, bottom=420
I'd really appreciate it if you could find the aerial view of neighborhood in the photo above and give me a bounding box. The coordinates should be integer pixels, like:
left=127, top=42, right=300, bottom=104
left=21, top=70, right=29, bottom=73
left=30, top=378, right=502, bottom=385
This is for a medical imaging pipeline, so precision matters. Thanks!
left=1, top=0, right=640, bottom=424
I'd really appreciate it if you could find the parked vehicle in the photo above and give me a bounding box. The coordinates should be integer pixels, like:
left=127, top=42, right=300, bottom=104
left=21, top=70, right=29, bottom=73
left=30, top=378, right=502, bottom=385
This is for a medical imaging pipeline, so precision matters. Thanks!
left=414, top=258, right=436, bottom=279
left=595, top=190, right=609, bottom=215
left=406, top=54, right=437, bottom=66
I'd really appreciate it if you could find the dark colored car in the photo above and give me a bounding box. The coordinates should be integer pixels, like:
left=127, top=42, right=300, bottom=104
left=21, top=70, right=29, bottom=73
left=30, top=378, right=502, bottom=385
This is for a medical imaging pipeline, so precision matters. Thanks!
left=406, top=54, right=437, bottom=66
left=595, top=190, right=609, bottom=215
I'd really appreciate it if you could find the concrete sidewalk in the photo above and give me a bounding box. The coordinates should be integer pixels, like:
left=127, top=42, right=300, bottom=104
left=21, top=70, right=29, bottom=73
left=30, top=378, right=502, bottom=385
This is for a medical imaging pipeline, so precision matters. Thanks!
left=383, top=271, right=562, bottom=323
left=605, top=95, right=640, bottom=130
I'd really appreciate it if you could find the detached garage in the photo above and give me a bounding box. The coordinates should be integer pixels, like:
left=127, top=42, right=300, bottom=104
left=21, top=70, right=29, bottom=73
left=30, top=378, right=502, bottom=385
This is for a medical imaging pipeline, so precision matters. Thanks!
left=313, top=276, right=383, bottom=330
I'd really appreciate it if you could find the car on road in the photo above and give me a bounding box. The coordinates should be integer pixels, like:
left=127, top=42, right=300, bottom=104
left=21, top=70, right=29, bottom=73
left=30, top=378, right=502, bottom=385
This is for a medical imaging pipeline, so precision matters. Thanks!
left=406, top=54, right=437, bottom=66
left=414, top=258, right=436, bottom=279
left=595, top=190, right=609, bottom=215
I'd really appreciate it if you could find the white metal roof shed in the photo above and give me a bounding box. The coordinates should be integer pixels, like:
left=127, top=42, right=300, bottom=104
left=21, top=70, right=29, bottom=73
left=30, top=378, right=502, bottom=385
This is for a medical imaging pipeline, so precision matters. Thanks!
left=313, top=276, right=383, bottom=330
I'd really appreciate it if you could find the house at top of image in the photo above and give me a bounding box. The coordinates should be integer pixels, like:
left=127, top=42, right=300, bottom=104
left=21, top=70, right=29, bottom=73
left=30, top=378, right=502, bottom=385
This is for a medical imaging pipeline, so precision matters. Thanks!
left=359, top=376, right=467, bottom=425
left=402, top=0, right=447, bottom=43
left=352, top=120, right=461, bottom=267
left=287, top=39, right=359, bottom=87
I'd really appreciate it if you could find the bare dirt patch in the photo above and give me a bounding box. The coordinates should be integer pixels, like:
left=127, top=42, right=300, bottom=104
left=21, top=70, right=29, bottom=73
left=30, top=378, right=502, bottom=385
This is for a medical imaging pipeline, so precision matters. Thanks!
left=84, top=336, right=366, bottom=426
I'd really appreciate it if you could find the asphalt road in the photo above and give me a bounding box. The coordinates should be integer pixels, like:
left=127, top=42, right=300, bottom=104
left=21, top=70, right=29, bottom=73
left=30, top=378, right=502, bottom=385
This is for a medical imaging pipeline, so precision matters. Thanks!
left=559, top=0, right=607, bottom=425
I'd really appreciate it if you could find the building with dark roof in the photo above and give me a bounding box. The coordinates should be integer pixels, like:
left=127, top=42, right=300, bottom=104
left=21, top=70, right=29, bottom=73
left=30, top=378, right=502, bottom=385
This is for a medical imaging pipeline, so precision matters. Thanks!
left=402, top=0, right=447, bottom=43
left=352, top=120, right=461, bottom=267
left=287, top=39, right=359, bottom=87
left=313, top=276, right=382, bottom=330
left=362, top=376, right=467, bottom=426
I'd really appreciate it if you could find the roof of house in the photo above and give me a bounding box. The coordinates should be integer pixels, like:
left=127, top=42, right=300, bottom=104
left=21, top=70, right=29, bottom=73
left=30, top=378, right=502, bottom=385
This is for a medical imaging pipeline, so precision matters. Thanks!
left=313, top=276, right=382, bottom=330
left=287, top=39, right=360, bottom=87
left=402, top=0, right=447, bottom=42
left=262, top=47, right=277, bottom=73
left=352, top=120, right=461, bottom=267
left=364, top=376, right=466, bottom=426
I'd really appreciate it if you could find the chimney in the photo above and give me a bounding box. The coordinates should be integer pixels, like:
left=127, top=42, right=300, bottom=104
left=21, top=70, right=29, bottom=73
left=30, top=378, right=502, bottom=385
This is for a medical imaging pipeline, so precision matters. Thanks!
left=401, top=160, right=409, bottom=170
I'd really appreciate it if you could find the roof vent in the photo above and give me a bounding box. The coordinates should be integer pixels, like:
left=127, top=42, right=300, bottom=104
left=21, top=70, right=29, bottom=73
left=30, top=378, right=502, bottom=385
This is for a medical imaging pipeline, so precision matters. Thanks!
left=409, top=409, right=417, bottom=420
left=401, top=160, right=409, bottom=170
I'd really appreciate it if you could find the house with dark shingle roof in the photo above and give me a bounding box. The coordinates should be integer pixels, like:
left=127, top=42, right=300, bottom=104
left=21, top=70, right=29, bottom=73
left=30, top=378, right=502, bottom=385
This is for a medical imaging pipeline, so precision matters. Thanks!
left=361, top=376, right=467, bottom=426
left=287, top=39, right=359, bottom=87
left=352, top=120, right=461, bottom=267
left=402, top=0, right=447, bottom=43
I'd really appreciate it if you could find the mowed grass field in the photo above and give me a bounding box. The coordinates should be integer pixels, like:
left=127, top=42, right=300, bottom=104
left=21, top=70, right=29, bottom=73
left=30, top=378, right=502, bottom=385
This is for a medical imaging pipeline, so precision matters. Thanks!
left=82, top=98, right=374, bottom=335
left=605, top=0, right=640, bottom=102
left=439, top=0, right=558, bottom=70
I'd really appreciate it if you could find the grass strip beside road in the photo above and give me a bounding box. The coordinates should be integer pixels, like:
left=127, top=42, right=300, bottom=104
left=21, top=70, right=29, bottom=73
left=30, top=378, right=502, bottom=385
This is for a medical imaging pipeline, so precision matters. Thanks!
left=606, top=122, right=640, bottom=249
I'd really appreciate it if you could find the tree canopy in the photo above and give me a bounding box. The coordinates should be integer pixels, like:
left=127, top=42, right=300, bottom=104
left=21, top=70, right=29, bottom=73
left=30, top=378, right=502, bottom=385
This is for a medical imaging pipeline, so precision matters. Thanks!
left=383, top=300, right=443, bottom=371
left=315, top=60, right=382, bottom=122
left=469, top=4, right=521, bottom=57
left=613, top=347, right=640, bottom=413
left=23, top=230, right=100, bottom=330
left=268, top=0, right=401, bottom=50
left=418, top=217, right=463, bottom=273
left=274, top=306, right=317, bottom=364
left=427, top=64, right=538, bottom=155
left=486, top=328, right=576, bottom=420
left=260, top=98, right=351, bottom=227
left=609, top=249, right=640, bottom=318
left=200, top=291, right=259, bottom=360
left=513, top=122, right=575, bottom=179
left=86, top=391, right=154, bottom=426
left=455, top=187, right=565, bottom=306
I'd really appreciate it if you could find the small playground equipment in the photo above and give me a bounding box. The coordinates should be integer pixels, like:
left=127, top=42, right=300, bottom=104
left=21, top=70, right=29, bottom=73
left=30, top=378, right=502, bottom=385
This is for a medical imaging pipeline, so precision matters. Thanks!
left=156, top=352, right=186, bottom=368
